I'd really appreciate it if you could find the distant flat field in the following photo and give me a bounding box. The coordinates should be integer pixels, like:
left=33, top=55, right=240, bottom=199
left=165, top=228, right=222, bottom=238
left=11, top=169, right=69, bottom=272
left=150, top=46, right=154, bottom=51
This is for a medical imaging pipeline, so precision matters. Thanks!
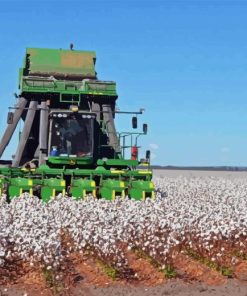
left=153, top=169, right=247, bottom=179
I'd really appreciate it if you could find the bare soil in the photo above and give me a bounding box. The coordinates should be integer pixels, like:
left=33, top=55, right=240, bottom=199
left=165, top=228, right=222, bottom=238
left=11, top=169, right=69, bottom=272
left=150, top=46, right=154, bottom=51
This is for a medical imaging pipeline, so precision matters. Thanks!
left=172, top=253, right=226, bottom=285
left=1, top=251, right=247, bottom=296
left=125, top=249, right=166, bottom=286
left=1, top=278, right=247, bottom=296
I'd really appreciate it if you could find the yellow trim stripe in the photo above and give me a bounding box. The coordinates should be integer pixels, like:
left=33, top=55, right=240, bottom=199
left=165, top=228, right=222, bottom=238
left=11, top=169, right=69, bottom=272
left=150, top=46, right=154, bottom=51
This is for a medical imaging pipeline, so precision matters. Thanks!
left=52, top=189, right=56, bottom=198
left=111, top=170, right=124, bottom=174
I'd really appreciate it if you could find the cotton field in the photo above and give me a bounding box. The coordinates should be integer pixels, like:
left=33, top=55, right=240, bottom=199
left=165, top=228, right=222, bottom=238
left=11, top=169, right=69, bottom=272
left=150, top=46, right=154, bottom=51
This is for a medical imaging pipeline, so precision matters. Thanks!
left=1, top=175, right=247, bottom=285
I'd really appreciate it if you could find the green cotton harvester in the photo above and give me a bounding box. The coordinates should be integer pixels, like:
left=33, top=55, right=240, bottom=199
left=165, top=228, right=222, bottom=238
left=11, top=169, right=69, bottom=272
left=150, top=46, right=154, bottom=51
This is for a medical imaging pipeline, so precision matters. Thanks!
left=0, top=47, right=154, bottom=201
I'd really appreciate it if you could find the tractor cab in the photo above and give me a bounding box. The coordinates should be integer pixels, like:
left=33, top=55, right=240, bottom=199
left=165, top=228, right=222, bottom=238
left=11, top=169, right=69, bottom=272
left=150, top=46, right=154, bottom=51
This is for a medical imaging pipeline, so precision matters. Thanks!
left=48, top=111, right=96, bottom=166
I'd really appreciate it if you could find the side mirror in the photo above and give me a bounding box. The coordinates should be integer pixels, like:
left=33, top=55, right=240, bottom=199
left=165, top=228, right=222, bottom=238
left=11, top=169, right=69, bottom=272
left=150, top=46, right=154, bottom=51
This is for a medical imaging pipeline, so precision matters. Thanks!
left=146, top=150, right=151, bottom=162
left=143, top=123, right=148, bottom=134
left=132, top=116, right=137, bottom=129
left=7, top=112, right=14, bottom=124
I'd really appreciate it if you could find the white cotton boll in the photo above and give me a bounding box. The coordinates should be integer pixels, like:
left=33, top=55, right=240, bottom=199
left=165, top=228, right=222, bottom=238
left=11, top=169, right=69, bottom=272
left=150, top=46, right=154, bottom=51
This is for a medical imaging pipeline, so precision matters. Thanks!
left=0, top=176, right=245, bottom=274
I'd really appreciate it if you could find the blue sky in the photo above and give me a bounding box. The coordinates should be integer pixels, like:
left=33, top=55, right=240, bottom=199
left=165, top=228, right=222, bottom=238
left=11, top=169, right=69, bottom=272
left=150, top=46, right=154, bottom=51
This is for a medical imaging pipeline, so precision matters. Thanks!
left=0, top=0, right=247, bottom=166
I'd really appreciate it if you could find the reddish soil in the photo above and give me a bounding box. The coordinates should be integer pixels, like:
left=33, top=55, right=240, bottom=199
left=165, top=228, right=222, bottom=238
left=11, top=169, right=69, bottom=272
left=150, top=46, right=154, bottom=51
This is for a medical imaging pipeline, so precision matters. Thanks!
left=1, top=268, right=53, bottom=296
left=2, top=252, right=247, bottom=296
left=125, top=250, right=166, bottom=286
left=172, top=253, right=227, bottom=285
left=233, top=261, right=247, bottom=281
left=68, top=253, right=115, bottom=287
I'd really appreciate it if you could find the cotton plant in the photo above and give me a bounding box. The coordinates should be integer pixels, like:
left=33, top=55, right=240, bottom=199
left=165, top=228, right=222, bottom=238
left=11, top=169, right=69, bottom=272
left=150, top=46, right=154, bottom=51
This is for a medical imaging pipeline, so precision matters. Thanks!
left=1, top=176, right=247, bottom=276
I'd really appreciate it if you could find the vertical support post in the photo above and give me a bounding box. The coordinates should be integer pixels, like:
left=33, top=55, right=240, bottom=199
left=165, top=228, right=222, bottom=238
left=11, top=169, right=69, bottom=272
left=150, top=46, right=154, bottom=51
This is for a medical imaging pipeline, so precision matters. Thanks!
left=0, top=97, right=27, bottom=158
left=34, top=145, right=40, bottom=159
left=123, top=136, right=125, bottom=159
left=39, top=101, right=49, bottom=165
left=92, top=102, right=101, bottom=123
left=102, top=104, right=121, bottom=154
left=91, top=102, right=101, bottom=156
left=12, top=100, right=38, bottom=167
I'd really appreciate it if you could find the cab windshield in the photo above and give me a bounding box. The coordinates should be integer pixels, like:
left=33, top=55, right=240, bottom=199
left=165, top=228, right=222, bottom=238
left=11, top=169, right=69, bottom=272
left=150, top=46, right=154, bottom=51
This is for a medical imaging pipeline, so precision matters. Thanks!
left=49, top=113, right=94, bottom=157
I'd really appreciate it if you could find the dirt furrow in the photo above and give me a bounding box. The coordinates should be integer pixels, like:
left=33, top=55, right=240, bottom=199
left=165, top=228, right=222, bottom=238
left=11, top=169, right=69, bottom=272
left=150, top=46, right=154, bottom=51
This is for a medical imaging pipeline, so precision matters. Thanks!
left=68, top=253, right=115, bottom=287
left=173, top=253, right=227, bottom=285
left=125, top=250, right=166, bottom=286
left=233, top=261, right=247, bottom=281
